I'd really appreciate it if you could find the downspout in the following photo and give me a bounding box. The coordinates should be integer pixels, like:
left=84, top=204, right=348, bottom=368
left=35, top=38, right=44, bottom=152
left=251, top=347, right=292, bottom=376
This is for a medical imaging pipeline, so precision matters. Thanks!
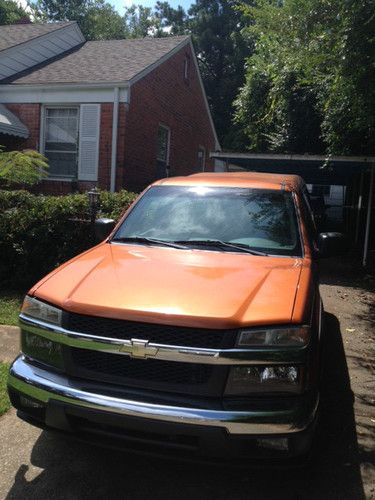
left=363, top=162, right=374, bottom=267
left=110, top=86, right=120, bottom=193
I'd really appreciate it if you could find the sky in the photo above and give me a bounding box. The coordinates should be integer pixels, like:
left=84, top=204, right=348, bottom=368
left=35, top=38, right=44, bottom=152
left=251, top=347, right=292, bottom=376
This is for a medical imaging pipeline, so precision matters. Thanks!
left=110, top=0, right=193, bottom=14
left=17, top=0, right=194, bottom=17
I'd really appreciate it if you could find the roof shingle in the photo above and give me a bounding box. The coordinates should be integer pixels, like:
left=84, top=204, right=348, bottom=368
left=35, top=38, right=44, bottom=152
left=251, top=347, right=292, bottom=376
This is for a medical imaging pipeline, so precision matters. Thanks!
left=3, top=36, right=190, bottom=85
left=0, top=21, right=75, bottom=52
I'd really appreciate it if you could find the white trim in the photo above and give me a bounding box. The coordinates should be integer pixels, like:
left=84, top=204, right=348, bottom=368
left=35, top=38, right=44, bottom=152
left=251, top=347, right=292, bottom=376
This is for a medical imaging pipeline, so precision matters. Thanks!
left=1, top=82, right=129, bottom=90
left=157, top=124, right=171, bottom=164
left=187, top=39, right=221, bottom=152
left=110, top=87, right=120, bottom=192
left=43, top=177, right=75, bottom=182
left=0, top=85, right=129, bottom=104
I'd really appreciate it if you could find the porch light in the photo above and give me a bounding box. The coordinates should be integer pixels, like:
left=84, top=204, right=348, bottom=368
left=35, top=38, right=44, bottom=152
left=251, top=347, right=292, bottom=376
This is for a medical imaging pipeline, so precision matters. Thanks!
left=88, top=187, right=100, bottom=223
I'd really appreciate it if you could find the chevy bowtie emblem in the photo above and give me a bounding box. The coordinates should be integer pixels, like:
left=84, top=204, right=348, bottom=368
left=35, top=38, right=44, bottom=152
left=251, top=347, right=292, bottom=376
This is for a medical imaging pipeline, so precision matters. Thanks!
left=119, top=338, right=159, bottom=359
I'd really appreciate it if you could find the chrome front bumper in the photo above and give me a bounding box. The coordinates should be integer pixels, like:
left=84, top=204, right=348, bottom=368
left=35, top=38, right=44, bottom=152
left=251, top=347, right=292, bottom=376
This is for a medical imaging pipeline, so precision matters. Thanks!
left=8, top=356, right=318, bottom=435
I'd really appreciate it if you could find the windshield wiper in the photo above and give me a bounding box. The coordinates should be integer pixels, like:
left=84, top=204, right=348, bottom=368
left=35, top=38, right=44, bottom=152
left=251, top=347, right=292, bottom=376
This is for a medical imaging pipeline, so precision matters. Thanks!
left=110, top=236, right=188, bottom=250
left=174, top=240, right=268, bottom=256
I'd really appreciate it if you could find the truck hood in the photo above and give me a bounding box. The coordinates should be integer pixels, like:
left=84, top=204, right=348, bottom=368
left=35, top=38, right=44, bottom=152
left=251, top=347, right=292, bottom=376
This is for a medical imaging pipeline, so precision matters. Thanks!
left=32, top=243, right=304, bottom=328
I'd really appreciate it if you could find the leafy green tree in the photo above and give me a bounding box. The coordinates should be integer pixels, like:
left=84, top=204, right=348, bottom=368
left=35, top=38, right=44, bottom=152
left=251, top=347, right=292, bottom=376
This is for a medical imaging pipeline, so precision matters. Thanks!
left=0, top=0, right=29, bottom=24
left=235, top=0, right=375, bottom=155
left=154, top=1, right=189, bottom=35
left=0, top=147, right=48, bottom=186
left=124, top=4, right=162, bottom=38
left=80, top=1, right=126, bottom=40
left=29, top=0, right=126, bottom=40
left=29, top=0, right=90, bottom=23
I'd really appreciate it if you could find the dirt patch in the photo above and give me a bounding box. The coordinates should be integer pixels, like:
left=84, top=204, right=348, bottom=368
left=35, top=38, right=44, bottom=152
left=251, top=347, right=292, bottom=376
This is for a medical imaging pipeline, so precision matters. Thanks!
left=319, top=258, right=375, bottom=499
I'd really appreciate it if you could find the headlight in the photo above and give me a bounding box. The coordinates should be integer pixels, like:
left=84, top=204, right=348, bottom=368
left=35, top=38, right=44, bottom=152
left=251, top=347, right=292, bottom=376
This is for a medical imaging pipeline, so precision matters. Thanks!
left=21, top=296, right=62, bottom=326
left=225, top=365, right=302, bottom=395
left=237, top=326, right=309, bottom=347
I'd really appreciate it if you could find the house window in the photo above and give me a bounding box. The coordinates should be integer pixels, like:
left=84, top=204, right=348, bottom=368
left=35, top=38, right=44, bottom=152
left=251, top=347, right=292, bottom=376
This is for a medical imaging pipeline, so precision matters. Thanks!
left=157, top=125, right=170, bottom=163
left=156, top=125, right=170, bottom=178
left=197, top=147, right=205, bottom=171
left=44, top=107, right=79, bottom=178
left=184, top=55, right=190, bottom=81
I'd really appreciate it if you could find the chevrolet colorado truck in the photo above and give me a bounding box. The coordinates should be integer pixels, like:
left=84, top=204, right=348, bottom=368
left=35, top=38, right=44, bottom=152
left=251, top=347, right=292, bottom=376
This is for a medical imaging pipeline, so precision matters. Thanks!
left=7, top=172, right=345, bottom=461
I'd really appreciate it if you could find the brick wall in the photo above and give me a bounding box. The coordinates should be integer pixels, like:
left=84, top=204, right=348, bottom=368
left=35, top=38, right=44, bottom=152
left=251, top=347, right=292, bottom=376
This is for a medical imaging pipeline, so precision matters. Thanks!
left=123, top=43, right=217, bottom=192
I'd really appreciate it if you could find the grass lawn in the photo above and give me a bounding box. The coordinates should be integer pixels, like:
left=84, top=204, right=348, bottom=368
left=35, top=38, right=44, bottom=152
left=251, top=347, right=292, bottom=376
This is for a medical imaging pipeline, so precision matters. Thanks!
left=0, top=363, right=11, bottom=416
left=0, top=292, right=23, bottom=326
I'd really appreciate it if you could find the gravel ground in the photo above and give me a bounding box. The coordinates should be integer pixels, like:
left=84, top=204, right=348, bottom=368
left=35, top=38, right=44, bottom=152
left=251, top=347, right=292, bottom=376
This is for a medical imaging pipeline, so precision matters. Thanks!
left=0, top=258, right=374, bottom=499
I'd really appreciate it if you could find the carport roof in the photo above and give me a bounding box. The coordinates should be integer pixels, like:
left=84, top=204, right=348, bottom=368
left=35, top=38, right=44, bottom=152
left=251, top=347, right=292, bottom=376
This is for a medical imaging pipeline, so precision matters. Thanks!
left=210, top=152, right=375, bottom=185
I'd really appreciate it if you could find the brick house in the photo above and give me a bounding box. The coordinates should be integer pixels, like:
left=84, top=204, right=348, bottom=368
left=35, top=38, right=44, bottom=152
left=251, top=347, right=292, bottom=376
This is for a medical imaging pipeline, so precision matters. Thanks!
left=0, top=22, right=220, bottom=193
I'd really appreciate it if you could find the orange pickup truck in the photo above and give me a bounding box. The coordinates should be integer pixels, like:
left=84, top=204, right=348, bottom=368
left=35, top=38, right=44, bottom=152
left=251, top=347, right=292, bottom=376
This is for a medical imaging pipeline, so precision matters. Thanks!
left=8, top=172, right=345, bottom=462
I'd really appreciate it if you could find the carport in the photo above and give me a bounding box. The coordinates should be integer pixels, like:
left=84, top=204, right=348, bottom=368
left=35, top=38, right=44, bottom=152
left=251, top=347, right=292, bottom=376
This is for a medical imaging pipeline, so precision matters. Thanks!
left=210, top=152, right=375, bottom=267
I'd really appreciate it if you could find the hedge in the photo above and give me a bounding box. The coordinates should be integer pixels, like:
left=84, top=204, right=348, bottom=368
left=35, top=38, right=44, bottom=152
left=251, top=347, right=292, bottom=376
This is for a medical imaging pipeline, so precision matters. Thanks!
left=0, top=189, right=137, bottom=289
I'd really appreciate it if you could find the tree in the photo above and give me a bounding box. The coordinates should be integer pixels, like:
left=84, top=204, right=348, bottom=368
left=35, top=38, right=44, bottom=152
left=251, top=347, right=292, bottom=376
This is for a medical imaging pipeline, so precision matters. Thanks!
left=0, top=147, right=48, bottom=186
left=0, top=0, right=29, bottom=24
left=81, top=1, right=126, bottom=40
left=155, top=1, right=189, bottom=35
left=235, top=0, right=375, bottom=155
left=29, top=0, right=126, bottom=40
left=123, top=4, right=162, bottom=38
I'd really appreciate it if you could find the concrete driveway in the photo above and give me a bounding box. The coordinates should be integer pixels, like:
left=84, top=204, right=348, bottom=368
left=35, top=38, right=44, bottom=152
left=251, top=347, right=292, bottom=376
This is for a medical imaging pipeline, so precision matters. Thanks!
left=0, top=260, right=374, bottom=499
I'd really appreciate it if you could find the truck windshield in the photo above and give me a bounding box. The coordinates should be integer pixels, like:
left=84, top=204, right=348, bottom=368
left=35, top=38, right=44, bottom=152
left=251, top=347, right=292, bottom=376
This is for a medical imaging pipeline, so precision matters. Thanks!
left=112, top=186, right=302, bottom=257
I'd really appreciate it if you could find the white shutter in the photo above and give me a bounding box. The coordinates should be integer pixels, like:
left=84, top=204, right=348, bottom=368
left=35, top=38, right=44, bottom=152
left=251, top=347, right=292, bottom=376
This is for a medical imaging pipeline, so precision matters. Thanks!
left=78, top=104, right=100, bottom=181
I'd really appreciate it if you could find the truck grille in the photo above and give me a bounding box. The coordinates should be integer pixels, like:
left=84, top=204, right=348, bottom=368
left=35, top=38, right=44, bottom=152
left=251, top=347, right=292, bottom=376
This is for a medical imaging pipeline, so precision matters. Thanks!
left=65, top=312, right=237, bottom=349
left=71, top=349, right=212, bottom=385
left=63, top=313, right=232, bottom=396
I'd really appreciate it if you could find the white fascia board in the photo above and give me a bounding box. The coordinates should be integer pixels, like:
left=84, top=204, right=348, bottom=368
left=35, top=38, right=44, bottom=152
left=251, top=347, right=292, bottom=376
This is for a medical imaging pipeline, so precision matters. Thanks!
left=187, top=39, right=221, bottom=152
left=0, top=84, right=129, bottom=104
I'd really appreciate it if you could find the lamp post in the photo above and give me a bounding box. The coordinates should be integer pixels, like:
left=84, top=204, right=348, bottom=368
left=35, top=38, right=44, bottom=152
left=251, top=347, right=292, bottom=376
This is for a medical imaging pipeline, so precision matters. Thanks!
left=88, top=187, right=100, bottom=224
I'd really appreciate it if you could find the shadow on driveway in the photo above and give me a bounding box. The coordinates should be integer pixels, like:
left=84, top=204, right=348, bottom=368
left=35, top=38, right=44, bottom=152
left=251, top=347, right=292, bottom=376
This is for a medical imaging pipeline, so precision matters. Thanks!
left=6, top=313, right=367, bottom=499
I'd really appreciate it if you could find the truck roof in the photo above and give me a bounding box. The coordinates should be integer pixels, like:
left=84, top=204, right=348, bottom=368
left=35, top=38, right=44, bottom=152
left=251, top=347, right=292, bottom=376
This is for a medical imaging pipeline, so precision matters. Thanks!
left=155, top=172, right=305, bottom=191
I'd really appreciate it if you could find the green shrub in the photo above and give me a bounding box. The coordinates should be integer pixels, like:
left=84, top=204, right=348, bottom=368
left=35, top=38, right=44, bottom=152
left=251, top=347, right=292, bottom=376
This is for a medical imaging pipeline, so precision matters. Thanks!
left=0, top=189, right=137, bottom=289
left=0, top=147, right=49, bottom=186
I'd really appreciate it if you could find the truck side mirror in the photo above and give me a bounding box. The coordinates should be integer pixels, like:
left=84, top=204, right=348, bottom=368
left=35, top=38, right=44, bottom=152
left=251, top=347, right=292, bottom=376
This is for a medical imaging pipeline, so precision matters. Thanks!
left=318, top=232, right=348, bottom=258
left=94, top=218, right=116, bottom=242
